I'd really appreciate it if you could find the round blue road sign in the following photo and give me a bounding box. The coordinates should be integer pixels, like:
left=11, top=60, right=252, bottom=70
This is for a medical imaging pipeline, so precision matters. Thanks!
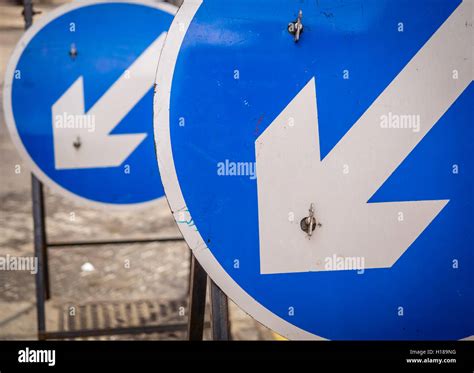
left=4, top=0, right=176, bottom=209
left=154, top=0, right=473, bottom=339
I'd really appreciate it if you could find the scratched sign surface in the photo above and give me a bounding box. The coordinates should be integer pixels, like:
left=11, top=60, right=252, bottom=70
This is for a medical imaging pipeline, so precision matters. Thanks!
left=154, top=0, right=473, bottom=339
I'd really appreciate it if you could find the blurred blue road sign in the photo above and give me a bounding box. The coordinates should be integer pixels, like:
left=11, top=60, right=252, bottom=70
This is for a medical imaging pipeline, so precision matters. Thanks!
left=154, top=0, right=473, bottom=339
left=4, top=0, right=176, bottom=208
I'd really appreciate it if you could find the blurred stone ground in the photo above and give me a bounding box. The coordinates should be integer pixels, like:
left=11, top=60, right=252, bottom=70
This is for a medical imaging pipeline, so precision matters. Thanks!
left=0, top=0, right=275, bottom=340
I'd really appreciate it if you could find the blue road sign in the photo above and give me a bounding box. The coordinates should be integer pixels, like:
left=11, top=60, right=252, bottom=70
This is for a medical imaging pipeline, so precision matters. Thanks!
left=3, top=1, right=176, bottom=208
left=154, top=0, right=473, bottom=339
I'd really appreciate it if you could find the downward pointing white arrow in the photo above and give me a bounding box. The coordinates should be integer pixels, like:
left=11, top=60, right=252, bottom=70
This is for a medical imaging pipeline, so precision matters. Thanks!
left=52, top=33, right=166, bottom=169
left=255, top=1, right=472, bottom=274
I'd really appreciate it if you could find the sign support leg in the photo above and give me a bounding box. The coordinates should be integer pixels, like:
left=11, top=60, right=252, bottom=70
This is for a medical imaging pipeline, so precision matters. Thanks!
left=32, top=175, right=49, bottom=340
left=210, top=280, right=231, bottom=340
left=187, top=254, right=207, bottom=340
left=22, top=0, right=33, bottom=29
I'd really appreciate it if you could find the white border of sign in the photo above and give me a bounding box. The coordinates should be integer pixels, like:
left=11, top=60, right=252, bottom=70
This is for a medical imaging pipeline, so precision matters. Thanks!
left=153, top=0, right=320, bottom=340
left=3, top=0, right=176, bottom=210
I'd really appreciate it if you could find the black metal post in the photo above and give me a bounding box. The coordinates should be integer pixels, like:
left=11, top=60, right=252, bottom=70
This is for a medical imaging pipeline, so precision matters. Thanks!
left=210, top=280, right=231, bottom=340
left=31, top=177, right=50, bottom=301
left=32, top=175, right=48, bottom=339
left=187, top=255, right=207, bottom=340
left=22, top=0, right=33, bottom=29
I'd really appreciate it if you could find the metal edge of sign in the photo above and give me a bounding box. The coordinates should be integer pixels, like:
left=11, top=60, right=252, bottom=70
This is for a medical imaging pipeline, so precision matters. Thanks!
left=153, top=0, right=322, bottom=340
left=2, top=0, right=177, bottom=211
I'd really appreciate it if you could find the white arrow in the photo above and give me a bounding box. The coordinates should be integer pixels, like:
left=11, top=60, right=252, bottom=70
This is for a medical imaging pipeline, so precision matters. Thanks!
left=52, top=33, right=166, bottom=169
left=255, top=0, right=472, bottom=274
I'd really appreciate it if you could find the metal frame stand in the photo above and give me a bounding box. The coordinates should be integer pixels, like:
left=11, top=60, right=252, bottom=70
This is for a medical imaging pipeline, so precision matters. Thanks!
left=186, top=256, right=231, bottom=340
left=24, top=0, right=230, bottom=341
left=32, top=174, right=231, bottom=341
left=31, top=175, right=203, bottom=340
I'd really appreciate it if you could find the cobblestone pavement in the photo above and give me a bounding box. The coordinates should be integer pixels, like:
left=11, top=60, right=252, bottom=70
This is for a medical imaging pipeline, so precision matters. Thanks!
left=0, top=1, right=275, bottom=340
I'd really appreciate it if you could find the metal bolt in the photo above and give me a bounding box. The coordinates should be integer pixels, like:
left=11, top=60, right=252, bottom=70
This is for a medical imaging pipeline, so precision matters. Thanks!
left=69, top=43, right=78, bottom=59
left=73, top=136, right=81, bottom=149
left=300, top=203, right=322, bottom=238
left=288, top=10, right=304, bottom=43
